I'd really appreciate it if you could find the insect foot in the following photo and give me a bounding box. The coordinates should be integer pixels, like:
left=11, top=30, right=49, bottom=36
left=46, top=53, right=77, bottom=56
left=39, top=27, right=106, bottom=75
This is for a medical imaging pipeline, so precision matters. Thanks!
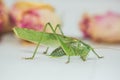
left=43, top=47, right=49, bottom=54
left=23, top=57, right=34, bottom=60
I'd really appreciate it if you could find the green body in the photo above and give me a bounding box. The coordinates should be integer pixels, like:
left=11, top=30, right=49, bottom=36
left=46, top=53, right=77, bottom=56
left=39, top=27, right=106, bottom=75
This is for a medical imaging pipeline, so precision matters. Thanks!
left=13, top=23, right=103, bottom=63
left=14, top=27, right=74, bottom=47
left=50, top=40, right=91, bottom=61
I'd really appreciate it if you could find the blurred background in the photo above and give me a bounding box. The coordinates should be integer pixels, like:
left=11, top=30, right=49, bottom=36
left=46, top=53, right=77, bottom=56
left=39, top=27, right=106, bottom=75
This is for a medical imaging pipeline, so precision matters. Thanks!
left=8, top=0, right=120, bottom=33
left=1, top=0, right=120, bottom=40
left=1, top=0, right=120, bottom=36
left=0, top=0, right=120, bottom=80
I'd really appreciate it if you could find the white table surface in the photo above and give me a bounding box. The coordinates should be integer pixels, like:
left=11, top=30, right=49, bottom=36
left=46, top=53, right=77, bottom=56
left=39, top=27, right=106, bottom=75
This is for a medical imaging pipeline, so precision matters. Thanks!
left=1, top=0, right=120, bottom=80
left=0, top=33, right=120, bottom=80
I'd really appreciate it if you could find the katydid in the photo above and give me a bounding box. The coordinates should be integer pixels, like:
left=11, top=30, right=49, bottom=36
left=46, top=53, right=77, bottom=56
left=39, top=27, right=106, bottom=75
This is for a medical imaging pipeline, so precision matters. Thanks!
left=13, top=23, right=103, bottom=63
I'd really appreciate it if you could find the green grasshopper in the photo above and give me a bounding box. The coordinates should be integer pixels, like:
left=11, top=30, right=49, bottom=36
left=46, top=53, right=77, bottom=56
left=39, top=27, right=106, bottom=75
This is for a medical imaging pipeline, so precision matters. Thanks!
left=13, top=23, right=103, bottom=63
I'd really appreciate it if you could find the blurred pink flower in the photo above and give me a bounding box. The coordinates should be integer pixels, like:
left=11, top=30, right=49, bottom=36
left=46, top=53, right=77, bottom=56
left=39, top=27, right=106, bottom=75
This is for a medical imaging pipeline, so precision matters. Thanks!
left=0, top=1, right=11, bottom=33
left=18, top=10, right=43, bottom=31
left=10, top=2, right=61, bottom=32
left=80, top=12, right=120, bottom=43
left=0, top=19, right=3, bottom=32
left=0, top=3, right=4, bottom=32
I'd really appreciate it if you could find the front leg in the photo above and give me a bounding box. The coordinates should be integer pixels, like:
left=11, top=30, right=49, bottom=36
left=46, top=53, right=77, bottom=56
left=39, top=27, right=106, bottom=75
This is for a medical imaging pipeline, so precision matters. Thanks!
left=24, top=23, right=51, bottom=60
left=55, top=24, right=64, bottom=36
left=66, top=56, right=70, bottom=64
left=43, top=47, right=49, bottom=54
left=24, top=40, right=41, bottom=60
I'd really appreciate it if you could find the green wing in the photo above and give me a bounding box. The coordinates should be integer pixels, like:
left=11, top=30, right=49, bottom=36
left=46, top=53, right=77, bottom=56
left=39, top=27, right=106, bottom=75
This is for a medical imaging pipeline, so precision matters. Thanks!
left=50, top=47, right=66, bottom=57
left=13, top=27, right=72, bottom=47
